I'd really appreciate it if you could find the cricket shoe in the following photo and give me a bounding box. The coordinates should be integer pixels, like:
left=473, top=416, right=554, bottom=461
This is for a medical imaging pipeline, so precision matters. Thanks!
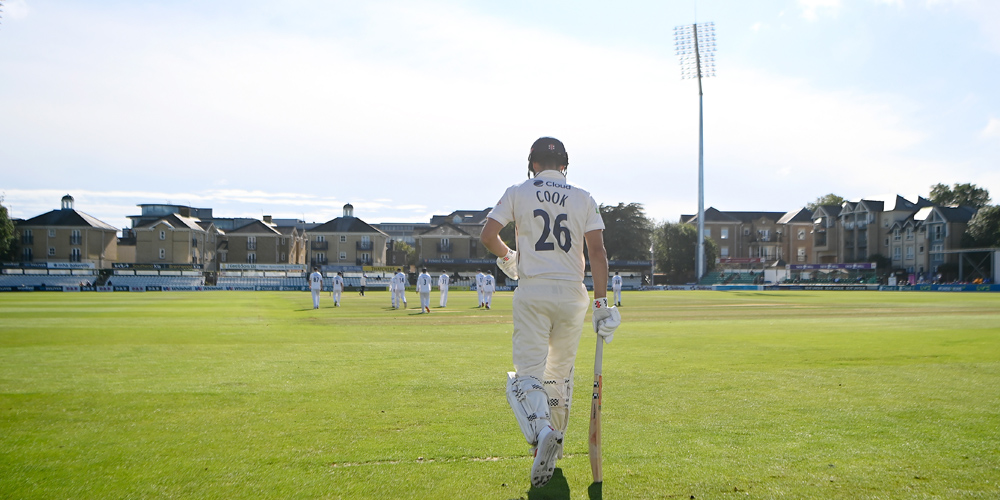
left=530, top=425, right=563, bottom=488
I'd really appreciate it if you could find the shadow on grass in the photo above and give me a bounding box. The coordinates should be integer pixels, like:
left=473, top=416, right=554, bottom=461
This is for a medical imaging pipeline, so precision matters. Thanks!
left=525, top=469, right=571, bottom=500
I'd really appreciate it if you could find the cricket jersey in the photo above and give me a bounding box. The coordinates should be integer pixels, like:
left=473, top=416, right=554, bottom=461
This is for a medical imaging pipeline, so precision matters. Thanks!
left=487, top=170, right=605, bottom=282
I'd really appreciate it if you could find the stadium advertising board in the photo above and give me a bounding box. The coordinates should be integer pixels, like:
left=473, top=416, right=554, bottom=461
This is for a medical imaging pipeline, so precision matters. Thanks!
left=220, top=264, right=304, bottom=271
left=113, top=263, right=204, bottom=270
left=788, top=263, right=876, bottom=270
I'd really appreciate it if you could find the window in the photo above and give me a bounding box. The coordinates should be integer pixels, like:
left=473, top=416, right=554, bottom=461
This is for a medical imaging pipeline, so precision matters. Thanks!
left=49, top=247, right=56, bottom=256
left=339, top=252, right=347, bottom=260
left=247, top=236, right=256, bottom=251
left=893, top=247, right=902, bottom=260
left=22, top=247, right=33, bottom=261
left=280, top=252, right=286, bottom=262
left=905, top=227, right=913, bottom=240
left=70, top=229, right=81, bottom=245
left=49, top=229, right=56, bottom=237
left=70, top=248, right=81, bottom=262
left=798, top=229, right=806, bottom=240
left=280, top=238, right=286, bottom=245
left=247, top=253, right=256, bottom=264
left=906, top=246, right=914, bottom=260
left=362, top=235, right=370, bottom=244
left=316, top=235, right=325, bottom=242
left=192, top=238, right=198, bottom=247
left=720, top=246, right=729, bottom=257
left=893, top=229, right=900, bottom=241
left=743, top=228, right=750, bottom=236
left=340, top=235, right=347, bottom=243
left=160, top=230, right=166, bottom=240
left=919, top=245, right=924, bottom=254
left=797, top=247, right=806, bottom=262
left=23, top=229, right=33, bottom=245
left=159, top=248, right=166, bottom=259
left=934, top=226, right=943, bottom=240
left=721, top=228, right=729, bottom=240
left=220, top=252, right=227, bottom=262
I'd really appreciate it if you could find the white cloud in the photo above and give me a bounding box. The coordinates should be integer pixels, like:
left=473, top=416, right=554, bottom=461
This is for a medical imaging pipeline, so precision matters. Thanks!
left=799, top=0, right=842, bottom=21
left=3, top=0, right=30, bottom=20
left=981, top=117, right=1000, bottom=139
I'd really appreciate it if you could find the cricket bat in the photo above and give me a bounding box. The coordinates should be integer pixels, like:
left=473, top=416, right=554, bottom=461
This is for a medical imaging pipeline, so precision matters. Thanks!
left=589, top=337, right=604, bottom=483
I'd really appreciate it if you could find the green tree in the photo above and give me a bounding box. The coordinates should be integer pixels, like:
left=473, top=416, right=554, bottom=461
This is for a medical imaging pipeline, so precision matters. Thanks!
left=395, top=240, right=418, bottom=267
left=600, top=202, right=653, bottom=261
left=652, top=221, right=718, bottom=284
left=965, top=205, right=1000, bottom=248
left=806, top=193, right=846, bottom=212
left=929, top=183, right=991, bottom=209
left=0, top=197, right=17, bottom=262
left=498, top=222, right=516, bottom=252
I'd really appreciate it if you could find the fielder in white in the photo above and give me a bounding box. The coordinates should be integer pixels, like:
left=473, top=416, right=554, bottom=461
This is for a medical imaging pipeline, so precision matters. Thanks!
left=417, top=268, right=432, bottom=313
left=393, top=268, right=408, bottom=309
left=475, top=269, right=487, bottom=307
left=388, top=273, right=398, bottom=309
left=438, top=270, right=450, bottom=307
left=481, top=137, right=621, bottom=489
left=332, top=272, right=345, bottom=307
left=611, top=271, right=623, bottom=307
left=308, top=267, right=323, bottom=309
left=359, top=273, right=367, bottom=297
left=482, top=269, right=496, bottom=309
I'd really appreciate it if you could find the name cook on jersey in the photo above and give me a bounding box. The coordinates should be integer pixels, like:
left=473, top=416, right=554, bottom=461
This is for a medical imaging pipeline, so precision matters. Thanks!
left=533, top=179, right=572, bottom=206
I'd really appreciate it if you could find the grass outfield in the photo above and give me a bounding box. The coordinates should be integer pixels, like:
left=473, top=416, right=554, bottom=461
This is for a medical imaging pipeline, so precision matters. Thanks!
left=1, top=290, right=999, bottom=499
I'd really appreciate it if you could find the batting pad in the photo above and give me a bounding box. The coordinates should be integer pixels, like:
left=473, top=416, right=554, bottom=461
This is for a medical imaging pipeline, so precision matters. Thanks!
left=544, top=368, right=574, bottom=434
left=506, top=372, right=551, bottom=445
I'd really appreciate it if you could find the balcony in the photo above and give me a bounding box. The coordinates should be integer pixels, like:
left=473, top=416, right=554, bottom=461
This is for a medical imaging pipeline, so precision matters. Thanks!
left=437, top=242, right=453, bottom=253
left=311, top=241, right=329, bottom=250
left=356, top=241, right=373, bottom=251
left=356, top=257, right=374, bottom=266
left=311, top=256, right=328, bottom=266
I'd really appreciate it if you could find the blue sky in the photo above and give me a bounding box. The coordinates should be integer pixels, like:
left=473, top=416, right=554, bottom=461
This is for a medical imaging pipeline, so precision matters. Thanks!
left=1, top=0, right=998, bottom=232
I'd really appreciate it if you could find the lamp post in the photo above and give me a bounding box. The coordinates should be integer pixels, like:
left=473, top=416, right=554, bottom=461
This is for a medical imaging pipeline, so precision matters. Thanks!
left=674, top=22, right=716, bottom=281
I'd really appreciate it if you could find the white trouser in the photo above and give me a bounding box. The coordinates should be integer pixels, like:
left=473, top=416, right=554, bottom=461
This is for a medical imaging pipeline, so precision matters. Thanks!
left=311, top=289, right=321, bottom=309
left=613, top=287, right=622, bottom=304
left=395, top=288, right=406, bottom=307
left=511, top=278, right=589, bottom=432
left=477, top=287, right=485, bottom=305
left=439, top=286, right=448, bottom=307
left=484, top=290, right=494, bottom=308
left=333, top=289, right=342, bottom=305
left=420, top=291, right=430, bottom=309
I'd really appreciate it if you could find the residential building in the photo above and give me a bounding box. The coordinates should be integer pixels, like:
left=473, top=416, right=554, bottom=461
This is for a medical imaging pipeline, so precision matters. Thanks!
left=15, top=195, right=119, bottom=268
left=307, top=204, right=389, bottom=268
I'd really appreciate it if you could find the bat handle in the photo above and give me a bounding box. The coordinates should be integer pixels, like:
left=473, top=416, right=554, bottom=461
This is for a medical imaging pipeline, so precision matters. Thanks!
left=594, top=336, right=604, bottom=374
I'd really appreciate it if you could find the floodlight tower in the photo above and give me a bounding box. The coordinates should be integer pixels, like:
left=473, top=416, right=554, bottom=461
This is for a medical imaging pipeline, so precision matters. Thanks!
left=674, top=22, right=716, bottom=281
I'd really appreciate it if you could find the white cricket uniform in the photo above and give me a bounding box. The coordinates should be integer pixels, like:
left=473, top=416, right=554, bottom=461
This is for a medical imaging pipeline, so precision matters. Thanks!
left=359, top=275, right=367, bottom=296
left=388, top=275, right=397, bottom=308
left=332, top=275, right=344, bottom=306
left=488, top=169, right=605, bottom=433
left=393, top=272, right=408, bottom=308
left=476, top=272, right=486, bottom=306
left=309, top=271, right=323, bottom=309
left=611, top=274, right=623, bottom=305
left=438, top=273, right=450, bottom=307
left=417, top=272, right=432, bottom=311
left=483, top=273, right=496, bottom=309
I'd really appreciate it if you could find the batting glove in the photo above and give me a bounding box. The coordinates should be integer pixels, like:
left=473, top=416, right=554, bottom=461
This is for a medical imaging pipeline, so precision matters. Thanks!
left=591, top=298, right=621, bottom=344
left=497, top=249, right=519, bottom=280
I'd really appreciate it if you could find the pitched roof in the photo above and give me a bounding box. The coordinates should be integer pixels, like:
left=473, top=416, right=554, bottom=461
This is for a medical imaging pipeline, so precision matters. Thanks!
left=20, top=208, right=118, bottom=231
left=227, top=220, right=282, bottom=235
left=682, top=207, right=741, bottom=224
left=136, top=213, right=206, bottom=232
left=429, top=208, right=492, bottom=226
left=310, top=216, right=386, bottom=235
left=777, top=207, right=814, bottom=224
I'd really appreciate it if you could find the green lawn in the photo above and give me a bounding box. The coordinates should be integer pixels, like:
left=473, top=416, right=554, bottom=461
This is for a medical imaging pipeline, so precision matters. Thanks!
left=1, top=290, right=999, bottom=499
